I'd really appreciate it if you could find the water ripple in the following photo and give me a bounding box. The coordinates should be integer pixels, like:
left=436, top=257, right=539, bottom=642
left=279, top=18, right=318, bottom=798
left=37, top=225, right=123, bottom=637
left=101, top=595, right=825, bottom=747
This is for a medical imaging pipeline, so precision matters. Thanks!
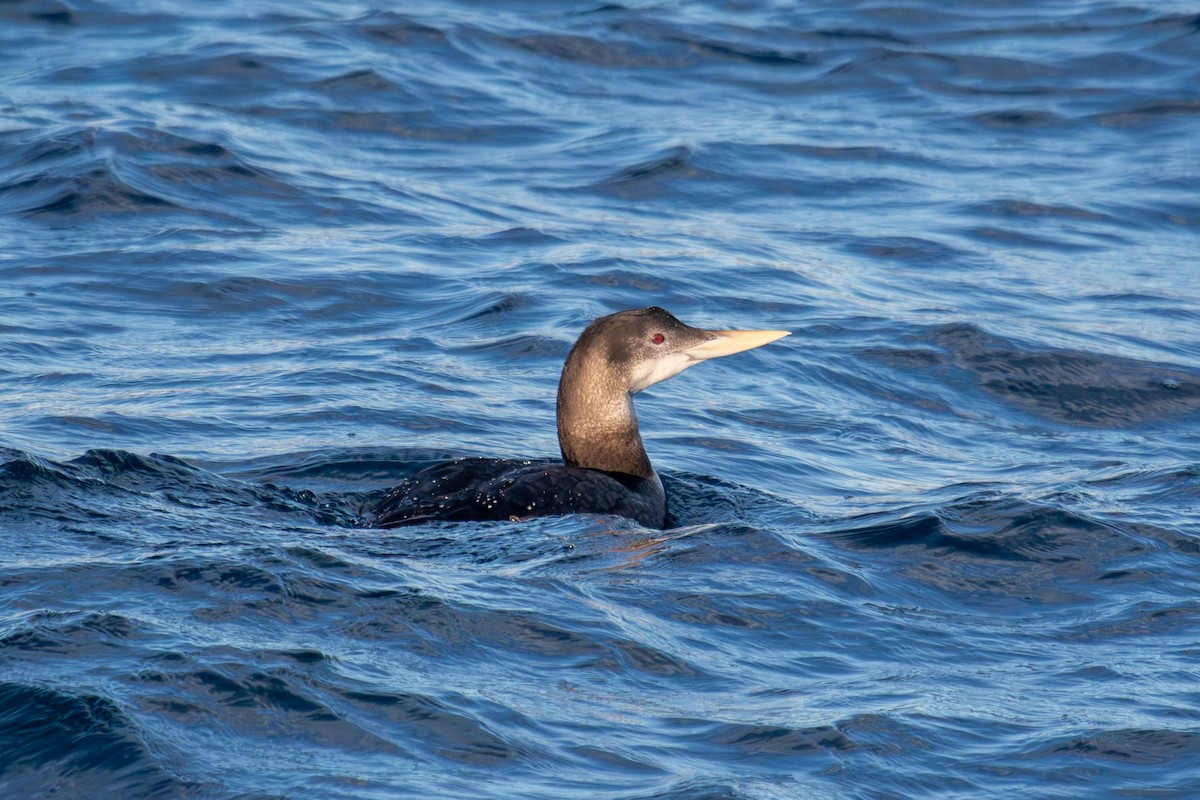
left=2, top=1, right=1199, bottom=797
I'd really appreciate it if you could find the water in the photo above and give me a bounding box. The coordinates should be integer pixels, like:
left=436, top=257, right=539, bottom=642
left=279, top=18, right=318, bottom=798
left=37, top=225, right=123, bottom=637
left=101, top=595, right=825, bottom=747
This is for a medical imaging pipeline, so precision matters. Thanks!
left=2, top=1, right=1199, bottom=797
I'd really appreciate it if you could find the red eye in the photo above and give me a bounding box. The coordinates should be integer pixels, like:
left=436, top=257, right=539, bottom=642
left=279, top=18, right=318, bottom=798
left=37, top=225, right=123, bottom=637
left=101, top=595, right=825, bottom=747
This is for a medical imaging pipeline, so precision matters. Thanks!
left=651, top=333, right=665, bottom=344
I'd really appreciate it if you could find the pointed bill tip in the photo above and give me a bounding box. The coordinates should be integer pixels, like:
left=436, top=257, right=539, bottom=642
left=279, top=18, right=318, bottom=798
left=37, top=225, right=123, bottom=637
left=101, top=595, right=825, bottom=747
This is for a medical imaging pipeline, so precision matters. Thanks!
left=685, top=329, right=791, bottom=360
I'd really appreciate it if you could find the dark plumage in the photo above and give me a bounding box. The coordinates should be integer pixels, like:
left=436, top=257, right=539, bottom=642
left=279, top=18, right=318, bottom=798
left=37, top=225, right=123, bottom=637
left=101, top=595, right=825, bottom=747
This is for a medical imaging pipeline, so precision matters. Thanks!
left=370, top=457, right=665, bottom=527
left=371, top=307, right=788, bottom=528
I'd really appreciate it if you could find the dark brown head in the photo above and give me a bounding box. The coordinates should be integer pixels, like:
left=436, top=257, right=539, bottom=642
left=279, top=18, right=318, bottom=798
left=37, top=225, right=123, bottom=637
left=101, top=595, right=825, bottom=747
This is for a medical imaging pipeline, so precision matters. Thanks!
left=563, top=306, right=790, bottom=395
left=555, top=306, right=788, bottom=475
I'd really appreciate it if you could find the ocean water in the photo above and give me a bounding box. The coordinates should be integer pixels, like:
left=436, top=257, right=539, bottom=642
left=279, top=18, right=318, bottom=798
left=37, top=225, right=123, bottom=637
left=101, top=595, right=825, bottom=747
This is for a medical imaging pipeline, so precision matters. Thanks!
left=2, top=0, right=1199, bottom=797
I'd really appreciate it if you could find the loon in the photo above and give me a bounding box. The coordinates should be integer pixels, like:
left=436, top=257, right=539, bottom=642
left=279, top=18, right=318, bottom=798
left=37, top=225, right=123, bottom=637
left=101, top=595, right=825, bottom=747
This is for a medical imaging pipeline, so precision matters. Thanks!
left=371, top=306, right=789, bottom=529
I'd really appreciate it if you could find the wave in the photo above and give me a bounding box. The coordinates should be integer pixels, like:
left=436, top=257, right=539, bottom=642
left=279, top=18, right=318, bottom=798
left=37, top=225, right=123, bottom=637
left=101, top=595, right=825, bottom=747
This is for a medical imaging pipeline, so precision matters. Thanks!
left=0, top=447, right=351, bottom=528
left=862, top=322, right=1200, bottom=427
left=0, top=125, right=404, bottom=230
left=0, top=682, right=195, bottom=798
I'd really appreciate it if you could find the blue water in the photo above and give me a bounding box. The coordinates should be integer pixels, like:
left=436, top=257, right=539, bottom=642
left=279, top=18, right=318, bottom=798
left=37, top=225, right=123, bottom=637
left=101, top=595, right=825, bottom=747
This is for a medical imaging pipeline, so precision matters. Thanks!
left=2, top=1, right=1199, bottom=797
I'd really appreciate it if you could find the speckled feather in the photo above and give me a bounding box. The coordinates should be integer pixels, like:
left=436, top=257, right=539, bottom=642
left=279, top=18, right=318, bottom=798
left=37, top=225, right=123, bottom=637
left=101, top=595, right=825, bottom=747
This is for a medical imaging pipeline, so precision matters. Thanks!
left=371, top=457, right=666, bottom=528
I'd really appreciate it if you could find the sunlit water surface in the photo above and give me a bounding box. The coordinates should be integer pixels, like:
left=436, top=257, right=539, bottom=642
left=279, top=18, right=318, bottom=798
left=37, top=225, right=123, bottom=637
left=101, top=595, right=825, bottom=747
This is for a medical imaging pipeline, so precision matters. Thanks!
left=2, top=1, right=1199, bottom=798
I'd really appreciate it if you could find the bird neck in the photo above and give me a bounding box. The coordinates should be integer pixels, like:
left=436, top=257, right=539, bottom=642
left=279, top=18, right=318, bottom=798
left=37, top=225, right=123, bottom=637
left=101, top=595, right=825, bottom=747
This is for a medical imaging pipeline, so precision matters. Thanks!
left=556, top=356, right=655, bottom=480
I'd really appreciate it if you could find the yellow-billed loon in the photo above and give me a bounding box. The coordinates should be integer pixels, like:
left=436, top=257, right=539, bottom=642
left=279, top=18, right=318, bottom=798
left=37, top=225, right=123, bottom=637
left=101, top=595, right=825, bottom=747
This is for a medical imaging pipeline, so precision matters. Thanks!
left=371, top=306, right=789, bottom=528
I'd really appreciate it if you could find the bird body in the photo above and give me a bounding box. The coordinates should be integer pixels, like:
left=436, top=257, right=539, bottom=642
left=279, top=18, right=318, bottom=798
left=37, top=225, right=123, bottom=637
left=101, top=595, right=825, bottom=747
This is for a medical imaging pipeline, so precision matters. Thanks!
left=372, top=457, right=666, bottom=527
left=371, top=307, right=787, bottom=528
